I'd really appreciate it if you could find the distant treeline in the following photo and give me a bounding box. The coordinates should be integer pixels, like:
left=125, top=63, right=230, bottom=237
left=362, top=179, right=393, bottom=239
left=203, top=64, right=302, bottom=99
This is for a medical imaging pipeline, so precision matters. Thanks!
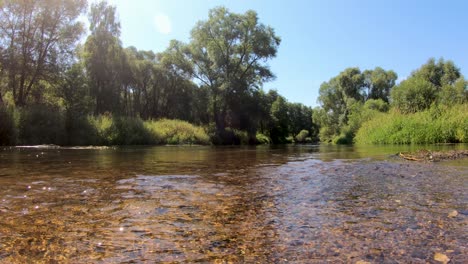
left=314, top=58, right=468, bottom=144
left=0, top=1, right=466, bottom=146
left=0, top=1, right=315, bottom=145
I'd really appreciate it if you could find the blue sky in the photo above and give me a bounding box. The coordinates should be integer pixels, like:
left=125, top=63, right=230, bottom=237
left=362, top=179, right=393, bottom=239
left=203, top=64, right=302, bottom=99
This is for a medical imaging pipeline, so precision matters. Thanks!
left=93, top=0, right=468, bottom=107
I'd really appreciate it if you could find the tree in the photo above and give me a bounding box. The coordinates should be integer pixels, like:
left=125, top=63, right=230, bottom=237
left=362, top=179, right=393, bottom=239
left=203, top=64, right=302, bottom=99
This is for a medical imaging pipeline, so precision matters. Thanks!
left=317, top=66, right=397, bottom=142
left=391, top=77, right=437, bottom=113
left=57, top=62, right=94, bottom=145
left=391, top=58, right=463, bottom=113
left=363, top=67, right=397, bottom=102
left=123, top=47, right=156, bottom=117
left=0, top=0, right=87, bottom=106
left=178, top=7, right=281, bottom=142
left=83, top=0, right=124, bottom=115
left=288, top=102, right=312, bottom=138
left=58, top=63, right=92, bottom=116
left=269, top=95, right=289, bottom=143
left=438, top=77, right=468, bottom=105
left=412, top=58, right=460, bottom=88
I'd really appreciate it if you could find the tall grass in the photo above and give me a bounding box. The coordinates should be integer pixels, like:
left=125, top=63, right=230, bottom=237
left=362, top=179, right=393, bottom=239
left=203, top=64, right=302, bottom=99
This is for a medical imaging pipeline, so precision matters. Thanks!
left=1, top=106, right=210, bottom=146
left=355, top=104, right=468, bottom=144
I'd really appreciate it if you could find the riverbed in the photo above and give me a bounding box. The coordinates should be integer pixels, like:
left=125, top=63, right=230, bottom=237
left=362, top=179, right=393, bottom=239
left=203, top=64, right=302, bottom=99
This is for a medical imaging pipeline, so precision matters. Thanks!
left=0, top=145, right=466, bottom=263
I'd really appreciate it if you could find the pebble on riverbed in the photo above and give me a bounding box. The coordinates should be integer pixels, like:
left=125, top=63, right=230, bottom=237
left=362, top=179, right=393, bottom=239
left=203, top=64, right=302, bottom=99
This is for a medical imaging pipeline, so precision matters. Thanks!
left=447, top=210, right=458, bottom=218
left=434, top=252, right=450, bottom=263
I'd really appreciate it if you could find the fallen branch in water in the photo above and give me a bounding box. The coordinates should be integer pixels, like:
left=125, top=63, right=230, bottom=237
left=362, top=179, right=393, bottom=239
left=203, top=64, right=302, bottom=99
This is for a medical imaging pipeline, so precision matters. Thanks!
left=399, top=152, right=425, bottom=161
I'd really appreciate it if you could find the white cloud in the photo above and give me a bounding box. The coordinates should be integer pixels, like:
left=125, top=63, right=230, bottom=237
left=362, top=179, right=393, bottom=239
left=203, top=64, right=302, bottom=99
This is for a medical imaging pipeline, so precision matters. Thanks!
left=154, top=13, right=172, bottom=35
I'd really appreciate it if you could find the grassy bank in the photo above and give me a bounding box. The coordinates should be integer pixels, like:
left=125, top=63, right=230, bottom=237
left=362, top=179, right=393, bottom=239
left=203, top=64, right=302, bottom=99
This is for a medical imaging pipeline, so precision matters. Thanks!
left=0, top=105, right=211, bottom=146
left=355, top=104, right=468, bottom=144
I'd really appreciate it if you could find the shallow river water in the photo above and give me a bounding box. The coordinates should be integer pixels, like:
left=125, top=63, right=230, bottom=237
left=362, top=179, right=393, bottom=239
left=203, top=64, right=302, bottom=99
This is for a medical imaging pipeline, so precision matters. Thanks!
left=0, top=145, right=467, bottom=263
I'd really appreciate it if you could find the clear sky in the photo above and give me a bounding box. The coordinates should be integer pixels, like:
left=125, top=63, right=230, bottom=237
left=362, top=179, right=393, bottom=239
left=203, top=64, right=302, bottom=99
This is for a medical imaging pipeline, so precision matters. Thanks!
left=91, top=0, right=468, bottom=107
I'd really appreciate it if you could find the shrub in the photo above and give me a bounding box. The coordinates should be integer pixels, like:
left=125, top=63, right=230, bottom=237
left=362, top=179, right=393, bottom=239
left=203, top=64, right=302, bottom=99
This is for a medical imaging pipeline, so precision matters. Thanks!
left=145, top=119, right=210, bottom=145
left=16, top=104, right=66, bottom=145
left=87, top=114, right=117, bottom=145
left=112, top=116, right=152, bottom=145
left=255, top=133, right=271, bottom=144
left=0, top=106, right=15, bottom=145
left=391, top=77, right=437, bottom=114
left=295, top=129, right=309, bottom=143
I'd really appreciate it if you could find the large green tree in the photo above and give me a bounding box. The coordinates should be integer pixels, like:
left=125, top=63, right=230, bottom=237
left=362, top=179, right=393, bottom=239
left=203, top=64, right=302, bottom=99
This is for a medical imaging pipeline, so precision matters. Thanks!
left=83, top=0, right=124, bottom=115
left=391, top=58, right=463, bottom=113
left=363, top=67, right=397, bottom=102
left=317, top=67, right=396, bottom=142
left=177, top=7, right=281, bottom=141
left=0, top=0, right=87, bottom=106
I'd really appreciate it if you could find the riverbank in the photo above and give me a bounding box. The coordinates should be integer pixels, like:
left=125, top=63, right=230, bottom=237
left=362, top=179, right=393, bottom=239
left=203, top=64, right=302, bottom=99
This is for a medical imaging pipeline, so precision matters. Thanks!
left=1, top=106, right=313, bottom=146
left=0, top=107, right=211, bottom=146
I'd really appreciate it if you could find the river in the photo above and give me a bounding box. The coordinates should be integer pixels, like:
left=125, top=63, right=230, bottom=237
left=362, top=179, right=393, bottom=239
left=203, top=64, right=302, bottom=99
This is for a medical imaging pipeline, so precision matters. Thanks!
left=0, top=145, right=467, bottom=263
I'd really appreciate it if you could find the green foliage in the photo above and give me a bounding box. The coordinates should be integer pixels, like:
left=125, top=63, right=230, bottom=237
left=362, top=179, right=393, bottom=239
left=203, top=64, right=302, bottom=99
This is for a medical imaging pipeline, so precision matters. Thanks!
left=391, top=58, right=463, bottom=114
left=90, top=116, right=152, bottom=145
left=364, top=98, right=390, bottom=112
left=0, top=0, right=87, bottom=106
left=84, top=1, right=124, bottom=115
left=438, top=77, right=468, bottom=105
left=412, top=58, right=460, bottom=87
left=145, top=119, right=210, bottom=145
left=16, top=105, right=66, bottom=145
left=295, top=130, right=309, bottom=143
left=269, top=96, right=290, bottom=143
left=181, top=7, right=281, bottom=138
left=332, top=130, right=354, bottom=145
left=356, top=104, right=468, bottom=144
left=363, top=67, right=397, bottom=102
left=1, top=3, right=321, bottom=146
left=288, top=103, right=313, bottom=137
left=313, top=107, right=338, bottom=143
left=317, top=67, right=397, bottom=143
left=391, top=77, right=437, bottom=113
left=208, top=126, right=250, bottom=145
left=0, top=105, right=15, bottom=145
left=255, top=133, right=271, bottom=144
left=64, top=115, right=96, bottom=146
left=87, top=116, right=210, bottom=145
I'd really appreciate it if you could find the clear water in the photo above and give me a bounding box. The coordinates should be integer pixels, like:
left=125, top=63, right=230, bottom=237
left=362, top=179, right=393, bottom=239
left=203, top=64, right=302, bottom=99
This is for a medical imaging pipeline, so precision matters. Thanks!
left=0, top=145, right=466, bottom=263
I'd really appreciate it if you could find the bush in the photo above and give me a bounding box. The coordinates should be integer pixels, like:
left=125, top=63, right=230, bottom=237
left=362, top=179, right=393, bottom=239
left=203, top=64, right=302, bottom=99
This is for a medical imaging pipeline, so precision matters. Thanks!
left=0, top=106, right=15, bottom=145
left=364, top=99, right=389, bottom=112
left=390, top=77, right=437, bottom=113
left=333, top=129, right=354, bottom=145
left=64, top=117, right=93, bottom=145
left=438, top=78, right=468, bottom=105
left=356, top=104, right=468, bottom=144
left=295, top=130, right=309, bottom=143
left=112, top=116, right=152, bottom=145
left=87, top=114, right=117, bottom=145
left=16, top=104, right=66, bottom=145
left=145, top=119, right=210, bottom=145
left=255, top=133, right=271, bottom=144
